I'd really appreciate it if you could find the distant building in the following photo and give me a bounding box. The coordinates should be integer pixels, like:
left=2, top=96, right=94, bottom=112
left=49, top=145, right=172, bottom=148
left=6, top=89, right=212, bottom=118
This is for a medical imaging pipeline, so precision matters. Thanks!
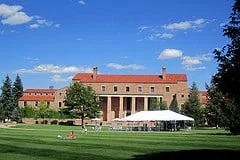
left=19, top=87, right=68, bottom=110
left=19, top=67, right=208, bottom=122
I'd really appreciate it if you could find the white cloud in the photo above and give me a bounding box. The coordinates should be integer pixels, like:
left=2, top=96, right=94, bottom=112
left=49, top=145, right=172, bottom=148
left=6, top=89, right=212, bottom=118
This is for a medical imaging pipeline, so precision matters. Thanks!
left=1, top=11, right=33, bottom=25
left=29, top=23, right=40, bottom=29
left=163, top=18, right=206, bottom=30
left=54, top=24, right=60, bottom=28
left=51, top=75, right=73, bottom=82
left=181, top=53, right=212, bottom=71
left=107, top=63, right=145, bottom=70
left=16, top=64, right=92, bottom=74
left=158, top=49, right=183, bottom=59
left=76, top=38, right=83, bottom=41
left=137, top=25, right=152, bottom=32
left=29, top=18, right=59, bottom=29
left=148, top=33, right=174, bottom=40
left=79, top=1, right=86, bottom=5
left=0, top=4, right=22, bottom=17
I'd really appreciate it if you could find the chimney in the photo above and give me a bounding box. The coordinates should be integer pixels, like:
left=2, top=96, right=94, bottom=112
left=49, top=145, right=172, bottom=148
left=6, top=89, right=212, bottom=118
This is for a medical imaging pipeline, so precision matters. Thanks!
left=93, top=66, right=98, bottom=79
left=162, top=66, right=166, bottom=79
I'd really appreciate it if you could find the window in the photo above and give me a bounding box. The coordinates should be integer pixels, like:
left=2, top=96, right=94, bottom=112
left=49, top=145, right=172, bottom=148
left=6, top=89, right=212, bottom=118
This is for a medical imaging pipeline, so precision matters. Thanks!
left=29, top=93, right=31, bottom=95
left=165, top=87, right=170, bottom=92
left=59, top=102, right=62, bottom=108
left=150, top=86, right=155, bottom=93
left=126, top=86, right=130, bottom=92
left=35, top=93, right=37, bottom=95
left=47, top=101, right=50, bottom=106
left=59, top=92, right=62, bottom=96
left=101, top=85, right=106, bottom=92
left=40, top=93, right=42, bottom=95
left=181, top=94, right=184, bottom=98
left=24, top=101, right=27, bottom=107
left=160, top=97, right=163, bottom=103
left=114, top=86, right=118, bottom=92
left=46, top=93, right=48, bottom=95
left=138, top=86, right=142, bottom=92
left=35, top=101, right=38, bottom=106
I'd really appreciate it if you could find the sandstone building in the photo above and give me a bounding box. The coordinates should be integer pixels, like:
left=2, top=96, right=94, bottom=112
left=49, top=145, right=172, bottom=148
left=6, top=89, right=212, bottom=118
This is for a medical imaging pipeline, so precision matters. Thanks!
left=19, top=66, right=192, bottom=122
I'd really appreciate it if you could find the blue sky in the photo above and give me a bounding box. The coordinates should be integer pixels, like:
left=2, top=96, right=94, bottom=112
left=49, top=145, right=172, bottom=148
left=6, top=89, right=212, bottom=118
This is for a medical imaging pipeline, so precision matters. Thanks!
left=0, top=0, right=234, bottom=91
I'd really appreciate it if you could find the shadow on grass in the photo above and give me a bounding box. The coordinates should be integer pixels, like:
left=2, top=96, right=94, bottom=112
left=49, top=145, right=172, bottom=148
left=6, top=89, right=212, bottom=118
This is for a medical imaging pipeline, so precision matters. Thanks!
left=131, top=149, right=240, bottom=160
left=0, top=144, right=118, bottom=160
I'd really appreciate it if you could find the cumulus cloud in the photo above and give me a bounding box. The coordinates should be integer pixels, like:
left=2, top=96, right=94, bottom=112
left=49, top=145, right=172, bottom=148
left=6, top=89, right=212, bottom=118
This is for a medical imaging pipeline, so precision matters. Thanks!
left=107, top=63, right=145, bottom=70
left=0, top=4, right=33, bottom=25
left=16, top=64, right=92, bottom=74
left=51, top=75, right=73, bottom=82
left=158, top=49, right=183, bottom=59
left=163, top=18, right=206, bottom=30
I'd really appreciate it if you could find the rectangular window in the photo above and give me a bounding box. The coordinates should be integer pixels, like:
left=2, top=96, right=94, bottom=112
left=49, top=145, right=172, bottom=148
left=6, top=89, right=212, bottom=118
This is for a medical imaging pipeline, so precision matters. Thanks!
left=126, top=86, right=130, bottom=92
left=101, top=85, right=106, bottom=92
left=114, top=86, right=118, bottom=92
left=47, top=101, right=50, bottom=106
left=160, top=97, right=163, bottom=103
left=165, top=87, right=170, bottom=92
left=35, top=101, right=38, bottom=106
left=59, top=102, right=62, bottom=108
left=24, top=101, right=27, bottom=107
left=181, top=94, right=184, bottom=98
left=150, top=86, right=155, bottom=93
left=138, top=86, right=142, bottom=92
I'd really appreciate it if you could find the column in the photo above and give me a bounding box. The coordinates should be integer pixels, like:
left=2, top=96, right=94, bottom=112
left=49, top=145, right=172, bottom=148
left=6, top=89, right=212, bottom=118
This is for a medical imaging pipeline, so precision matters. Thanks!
left=144, top=97, right=148, bottom=111
left=107, top=96, right=112, bottom=121
left=131, top=97, right=136, bottom=114
left=119, top=96, right=123, bottom=118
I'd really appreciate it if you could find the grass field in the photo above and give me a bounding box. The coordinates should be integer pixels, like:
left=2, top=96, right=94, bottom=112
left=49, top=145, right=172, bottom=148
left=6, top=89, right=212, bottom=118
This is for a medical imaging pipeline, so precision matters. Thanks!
left=0, top=124, right=240, bottom=160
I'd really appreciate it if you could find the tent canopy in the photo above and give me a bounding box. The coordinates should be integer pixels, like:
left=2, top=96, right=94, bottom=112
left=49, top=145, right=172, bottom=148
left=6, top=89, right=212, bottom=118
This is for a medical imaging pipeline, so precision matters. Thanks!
left=120, top=110, right=194, bottom=122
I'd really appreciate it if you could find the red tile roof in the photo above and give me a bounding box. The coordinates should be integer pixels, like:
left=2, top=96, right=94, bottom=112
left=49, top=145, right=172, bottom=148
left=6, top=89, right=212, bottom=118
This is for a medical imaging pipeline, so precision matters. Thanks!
left=19, top=95, right=55, bottom=101
left=24, top=89, right=57, bottom=93
left=72, top=73, right=187, bottom=83
left=202, top=98, right=209, bottom=104
left=200, top=91, right=208, bottom=96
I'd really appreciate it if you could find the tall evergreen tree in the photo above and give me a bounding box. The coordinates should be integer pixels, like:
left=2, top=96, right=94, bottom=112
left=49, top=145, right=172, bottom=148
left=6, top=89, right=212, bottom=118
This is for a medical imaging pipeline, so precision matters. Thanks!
left=204, top=82, right=227, bottom=128
left=11, top=74, right=23, bottom=122
left=181, top=82, right=204, bottom=127
left=169, top=94, right=179, bottom=113
left=212, top=0, right=240, bottom=134
left=1, top=75, right=13, bottom=121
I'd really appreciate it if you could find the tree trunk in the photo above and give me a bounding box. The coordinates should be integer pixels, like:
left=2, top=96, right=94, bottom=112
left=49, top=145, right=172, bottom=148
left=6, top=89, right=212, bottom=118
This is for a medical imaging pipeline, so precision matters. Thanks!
left=81, top=114, right=84, bottom=129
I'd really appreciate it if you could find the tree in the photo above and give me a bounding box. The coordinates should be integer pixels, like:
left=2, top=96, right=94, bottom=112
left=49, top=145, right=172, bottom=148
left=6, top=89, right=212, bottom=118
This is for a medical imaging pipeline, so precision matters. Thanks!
left=149, top=98, right=168, bottom=110
left=181, top=82, right=204, bottom=127
left=204, top=82, right=227, bottom=128
left=160, top=101, right=168, bottom=110
left=1, top=75, right=13, bottom=121
left=11, top=74, right=23, bottom=122
left=212, top=0, right=240, bottom=134
left=64, top=82, right=100, bottom=128
left=169, top=94, right=179, bottom=113
left=35, top=100, right=51, bottom=119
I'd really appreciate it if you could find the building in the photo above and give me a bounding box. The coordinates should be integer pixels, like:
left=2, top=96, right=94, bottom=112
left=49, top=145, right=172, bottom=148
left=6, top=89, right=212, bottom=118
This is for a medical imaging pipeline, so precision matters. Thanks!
left=19, top=87, right=68, bottom=110
left=72, top=67, right=189, bottom=121
left=19, top=66, right=193, bottom=122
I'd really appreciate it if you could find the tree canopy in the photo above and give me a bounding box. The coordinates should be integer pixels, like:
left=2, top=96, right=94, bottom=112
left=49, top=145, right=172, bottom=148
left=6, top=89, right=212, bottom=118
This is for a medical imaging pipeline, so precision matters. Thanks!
left=169, top=94, right=179, bottom=113
left=212, top=0, right=240, bottom=134
left=64, top=82, right=100, bottom=128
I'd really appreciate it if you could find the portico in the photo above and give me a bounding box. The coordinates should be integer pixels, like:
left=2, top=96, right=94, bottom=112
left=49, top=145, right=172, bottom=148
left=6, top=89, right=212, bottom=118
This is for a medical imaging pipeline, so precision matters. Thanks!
left=99, top=94, right=163, bottom=121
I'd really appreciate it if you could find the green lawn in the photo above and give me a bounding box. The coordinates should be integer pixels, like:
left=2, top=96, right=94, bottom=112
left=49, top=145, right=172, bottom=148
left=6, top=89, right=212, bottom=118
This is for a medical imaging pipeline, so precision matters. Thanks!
left=0, top=124, right=240, bottom=160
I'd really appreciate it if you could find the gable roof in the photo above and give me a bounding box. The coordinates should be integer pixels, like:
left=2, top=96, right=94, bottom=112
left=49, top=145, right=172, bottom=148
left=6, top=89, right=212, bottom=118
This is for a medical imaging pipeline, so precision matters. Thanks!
left=19, top=95, right=55, bottom=101
left=72, top=73, right=187, bottom=83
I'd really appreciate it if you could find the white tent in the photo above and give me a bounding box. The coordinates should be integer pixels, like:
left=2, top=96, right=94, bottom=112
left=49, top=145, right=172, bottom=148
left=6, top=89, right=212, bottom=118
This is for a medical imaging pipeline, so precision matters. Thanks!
left=120, top=110, right=194, bottom=122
